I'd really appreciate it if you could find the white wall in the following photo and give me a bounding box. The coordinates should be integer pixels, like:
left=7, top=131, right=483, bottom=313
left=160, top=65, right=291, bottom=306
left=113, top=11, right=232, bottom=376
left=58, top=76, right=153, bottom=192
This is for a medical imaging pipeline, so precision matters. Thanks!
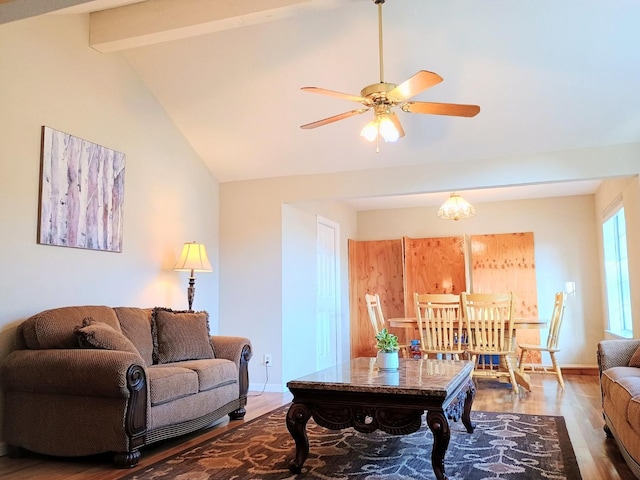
left=0, top=13, right=220, bottom=448
left=282, top=205, right=317, bottom=386
left=595, top=176, right=640, bottom=339
left=284, top=201, right=357, bottom=382
left=227, top=195, right=357, bottom=392
left=357, top=195, right=601, bottom=367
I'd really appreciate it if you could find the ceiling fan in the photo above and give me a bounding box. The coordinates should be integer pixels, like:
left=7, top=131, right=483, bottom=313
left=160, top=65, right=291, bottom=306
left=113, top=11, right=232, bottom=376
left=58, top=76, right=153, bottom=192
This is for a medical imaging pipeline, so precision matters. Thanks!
left=300, top=0, right=480, bottom=145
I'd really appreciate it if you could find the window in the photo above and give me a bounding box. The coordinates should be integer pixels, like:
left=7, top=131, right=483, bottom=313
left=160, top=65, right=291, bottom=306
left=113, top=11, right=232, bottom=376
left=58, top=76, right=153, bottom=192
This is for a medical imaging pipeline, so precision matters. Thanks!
left=603, top=206, right=633, bottom=337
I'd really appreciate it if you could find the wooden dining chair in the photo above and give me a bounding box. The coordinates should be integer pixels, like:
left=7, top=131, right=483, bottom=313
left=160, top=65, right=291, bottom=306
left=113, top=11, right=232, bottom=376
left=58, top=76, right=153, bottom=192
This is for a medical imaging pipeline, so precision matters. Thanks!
left=365, top=293, right=408, bottom=358
left=518, top=291, right=567, bottom=388
left=414, top=293, right=464, bottom=360
left=461, top=292, right=519, bottom=393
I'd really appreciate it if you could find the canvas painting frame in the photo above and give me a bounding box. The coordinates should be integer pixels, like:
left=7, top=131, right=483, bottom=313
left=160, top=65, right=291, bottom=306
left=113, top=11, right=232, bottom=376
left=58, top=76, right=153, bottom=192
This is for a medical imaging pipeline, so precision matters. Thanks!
left=37, top=126, right=126, bottom=252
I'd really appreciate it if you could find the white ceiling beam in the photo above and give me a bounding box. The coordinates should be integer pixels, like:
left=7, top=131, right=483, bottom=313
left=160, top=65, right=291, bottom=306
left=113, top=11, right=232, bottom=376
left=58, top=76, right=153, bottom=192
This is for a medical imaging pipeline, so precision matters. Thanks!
left=90, top=0, right=353, bottom=53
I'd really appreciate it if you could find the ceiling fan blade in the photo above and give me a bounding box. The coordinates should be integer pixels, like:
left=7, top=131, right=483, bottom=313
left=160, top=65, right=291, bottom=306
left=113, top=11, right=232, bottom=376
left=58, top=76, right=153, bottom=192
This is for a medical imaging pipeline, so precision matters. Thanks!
left=300, top=108, right=369, bottom=129
left=403, top=101, right=481, bottom=117
left=389, top=111, right=405, bottom=139
left=388, top=71, right=444, bottom=102
left=301, top=87, right=366, bottom=103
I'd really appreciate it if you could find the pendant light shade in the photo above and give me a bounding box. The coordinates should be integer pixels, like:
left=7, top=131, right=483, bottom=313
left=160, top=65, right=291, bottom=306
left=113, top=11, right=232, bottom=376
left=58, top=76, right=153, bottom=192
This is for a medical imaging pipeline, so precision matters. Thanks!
left=437, top=192, right=476, bottom=221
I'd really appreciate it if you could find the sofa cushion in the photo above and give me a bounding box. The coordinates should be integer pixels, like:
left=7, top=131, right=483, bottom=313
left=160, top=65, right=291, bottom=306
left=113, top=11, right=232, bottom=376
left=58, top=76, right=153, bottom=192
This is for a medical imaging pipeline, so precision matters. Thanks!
left=20, top=306, right=121, bottom=349
left=627, top=395, right=640, bottom=438
left=602, top=367, right=640, bottom=398
left=151, top=308, right=215, bottom=364
left=172, top=359, right=238, bottom=392
left=114, top=307, right=154, bottom=365
left=605, top=375, right=640, bottom=424
left=74, top=317, right=140, bottom=354
left=147, top=365, right=199, bottom=406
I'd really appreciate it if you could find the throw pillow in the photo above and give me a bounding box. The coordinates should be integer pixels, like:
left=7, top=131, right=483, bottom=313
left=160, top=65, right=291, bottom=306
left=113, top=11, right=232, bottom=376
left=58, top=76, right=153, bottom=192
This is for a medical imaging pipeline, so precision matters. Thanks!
left=114, top=307, right=154, bottom=366
left=151, top=308, right=215, bottom=364
left=629, top=345, right=640, bottom=367
left=74, top=317, right=140, bottom=355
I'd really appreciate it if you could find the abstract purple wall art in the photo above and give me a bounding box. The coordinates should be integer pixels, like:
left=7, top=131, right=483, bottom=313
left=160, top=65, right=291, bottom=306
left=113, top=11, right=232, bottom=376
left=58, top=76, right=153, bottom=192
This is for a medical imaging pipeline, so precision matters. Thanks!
left=38, top=126, right=126, bottom=252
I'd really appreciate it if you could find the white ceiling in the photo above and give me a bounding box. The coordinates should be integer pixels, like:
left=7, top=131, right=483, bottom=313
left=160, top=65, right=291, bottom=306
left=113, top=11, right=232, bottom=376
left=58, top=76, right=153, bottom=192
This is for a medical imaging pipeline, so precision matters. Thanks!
left=7, top=0, right=640, bottom=208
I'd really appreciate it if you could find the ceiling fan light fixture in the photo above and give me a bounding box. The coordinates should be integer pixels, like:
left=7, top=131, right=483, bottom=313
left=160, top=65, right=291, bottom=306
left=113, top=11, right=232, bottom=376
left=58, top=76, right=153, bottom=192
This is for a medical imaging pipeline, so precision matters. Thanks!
left=360, top=107, right=400, bottom=143
left=300, top=0, right=480, bottom=140
left=378, top=114, right=400, bottom=142
left=360, top=120, right=379, bottom=142
left=437, top=192, right=476, bottom=221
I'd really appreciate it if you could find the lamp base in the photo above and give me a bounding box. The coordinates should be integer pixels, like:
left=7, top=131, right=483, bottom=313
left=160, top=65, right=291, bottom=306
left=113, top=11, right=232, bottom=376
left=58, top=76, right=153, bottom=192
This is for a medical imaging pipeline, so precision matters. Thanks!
left=187, top=276, right=196, bottom=312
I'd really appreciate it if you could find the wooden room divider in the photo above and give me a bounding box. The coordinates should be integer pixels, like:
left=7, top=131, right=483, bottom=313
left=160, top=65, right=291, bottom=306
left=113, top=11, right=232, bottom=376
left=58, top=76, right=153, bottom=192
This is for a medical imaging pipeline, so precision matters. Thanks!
left=349, top=232, right=540, bottom=361
left=349, top=236, right=467, bottom=358
left=348, top=239, right=404, bottom=358
left=469, top=232, right=540, bottom=362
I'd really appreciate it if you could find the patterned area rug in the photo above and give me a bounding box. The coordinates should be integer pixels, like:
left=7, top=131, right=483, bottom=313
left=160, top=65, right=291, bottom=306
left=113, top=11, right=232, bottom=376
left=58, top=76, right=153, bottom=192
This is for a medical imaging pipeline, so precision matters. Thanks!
left=123, top=406, right=582, bottom=480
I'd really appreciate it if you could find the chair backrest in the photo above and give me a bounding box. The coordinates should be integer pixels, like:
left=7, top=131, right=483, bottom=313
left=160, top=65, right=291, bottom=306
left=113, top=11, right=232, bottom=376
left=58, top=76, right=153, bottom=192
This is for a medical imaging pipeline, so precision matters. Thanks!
left=461, top=292, right=516, bottom=353
left=365, top=293, right=385, bottom=335
left=547, top=291, right=567, bottom=349
left=414, top=293, right=463, bottom=354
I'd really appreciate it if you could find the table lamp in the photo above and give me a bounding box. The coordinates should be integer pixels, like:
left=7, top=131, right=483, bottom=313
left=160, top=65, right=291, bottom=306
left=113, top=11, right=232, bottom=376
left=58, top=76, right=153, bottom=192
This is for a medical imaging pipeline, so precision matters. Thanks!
left=173, top=241, right=213, bottom=311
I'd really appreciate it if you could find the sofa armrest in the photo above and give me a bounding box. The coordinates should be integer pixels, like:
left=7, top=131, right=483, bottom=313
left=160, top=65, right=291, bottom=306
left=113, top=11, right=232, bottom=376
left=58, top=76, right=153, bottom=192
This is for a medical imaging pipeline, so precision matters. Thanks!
left=597, top=339, right=640, bottom=373
left=1, top=348, right=146, bottom=397
left=211, top=336, right=252, bottom=366
left=211, top=336, right=252, bottom=400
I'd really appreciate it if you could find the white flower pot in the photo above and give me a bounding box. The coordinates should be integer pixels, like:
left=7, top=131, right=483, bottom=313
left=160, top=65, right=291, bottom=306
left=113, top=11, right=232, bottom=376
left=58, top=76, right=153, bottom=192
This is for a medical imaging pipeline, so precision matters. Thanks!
left=376, top=351, right=399, bottom=372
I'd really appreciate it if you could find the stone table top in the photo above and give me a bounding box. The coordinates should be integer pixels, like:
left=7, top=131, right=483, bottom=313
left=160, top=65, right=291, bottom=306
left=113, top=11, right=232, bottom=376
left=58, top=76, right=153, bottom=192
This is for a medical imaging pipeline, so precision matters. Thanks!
left=287, top=357, right=474, bottom=398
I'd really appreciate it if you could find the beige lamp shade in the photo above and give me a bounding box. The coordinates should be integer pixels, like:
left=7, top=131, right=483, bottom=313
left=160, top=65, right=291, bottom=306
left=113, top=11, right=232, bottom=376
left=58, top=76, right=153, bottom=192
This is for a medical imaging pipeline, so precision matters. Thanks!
left=173, top=242, right=212, bottom=312
left=437, top=192, right=476, bottom=221
left=173, top=242, right=213, bottom=273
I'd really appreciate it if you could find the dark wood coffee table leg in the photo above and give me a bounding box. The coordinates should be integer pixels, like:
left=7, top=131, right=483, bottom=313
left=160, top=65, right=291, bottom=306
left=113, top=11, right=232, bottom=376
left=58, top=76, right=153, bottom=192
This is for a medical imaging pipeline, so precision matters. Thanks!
left=427, top=409, right=451, bottom=480
left=286, top=402, right=311, bottom=473
left=462, top=380, right=476, bottom=433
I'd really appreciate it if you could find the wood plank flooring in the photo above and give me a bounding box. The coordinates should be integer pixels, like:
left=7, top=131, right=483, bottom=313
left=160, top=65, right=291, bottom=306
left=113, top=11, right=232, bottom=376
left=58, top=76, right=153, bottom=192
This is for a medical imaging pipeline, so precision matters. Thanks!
left=0, top=373, right=635, bottom=479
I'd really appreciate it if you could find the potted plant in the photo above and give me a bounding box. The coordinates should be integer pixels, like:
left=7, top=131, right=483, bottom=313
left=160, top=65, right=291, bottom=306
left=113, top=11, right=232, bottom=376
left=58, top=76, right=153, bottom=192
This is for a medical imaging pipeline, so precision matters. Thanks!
left=375, top=328, right=400, bottom=371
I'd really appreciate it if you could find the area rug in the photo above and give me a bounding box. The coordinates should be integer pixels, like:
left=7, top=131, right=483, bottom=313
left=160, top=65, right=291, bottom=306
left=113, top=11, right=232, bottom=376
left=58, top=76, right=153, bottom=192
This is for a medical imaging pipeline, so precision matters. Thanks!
left=122, top=406, right=582, bottom=480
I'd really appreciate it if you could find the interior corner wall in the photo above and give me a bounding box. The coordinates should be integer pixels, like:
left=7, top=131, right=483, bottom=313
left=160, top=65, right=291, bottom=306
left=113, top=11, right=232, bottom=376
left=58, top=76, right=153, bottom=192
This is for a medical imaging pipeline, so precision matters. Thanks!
left=282, top=204, right=317, bottom=384
left=220, top=174, right=358, bottom=391
left=0, top=13, right=220, bottom=448
left=283, top=200, right=358, bottom=383
left=595, top=176, right=640, bottom=340
left=356, top=195, right=601, bottom=367
left=219, top=181, right=284, bottom=391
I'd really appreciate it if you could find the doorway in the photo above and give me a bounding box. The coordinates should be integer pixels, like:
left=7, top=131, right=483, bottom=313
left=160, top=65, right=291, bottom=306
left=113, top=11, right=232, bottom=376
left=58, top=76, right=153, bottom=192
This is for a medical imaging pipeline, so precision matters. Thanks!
left=316, top=216, right=341, bottom=370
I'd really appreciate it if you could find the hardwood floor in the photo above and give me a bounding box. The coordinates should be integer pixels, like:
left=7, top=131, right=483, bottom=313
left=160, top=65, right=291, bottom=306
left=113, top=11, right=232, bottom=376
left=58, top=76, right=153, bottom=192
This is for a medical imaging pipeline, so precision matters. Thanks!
left=0, top=373, right=635, bottom=479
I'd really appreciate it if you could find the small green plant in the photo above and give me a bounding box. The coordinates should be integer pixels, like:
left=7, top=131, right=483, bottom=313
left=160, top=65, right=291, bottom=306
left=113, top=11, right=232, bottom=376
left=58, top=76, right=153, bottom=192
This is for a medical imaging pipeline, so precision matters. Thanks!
left=375, top=328, right=399, bottom=353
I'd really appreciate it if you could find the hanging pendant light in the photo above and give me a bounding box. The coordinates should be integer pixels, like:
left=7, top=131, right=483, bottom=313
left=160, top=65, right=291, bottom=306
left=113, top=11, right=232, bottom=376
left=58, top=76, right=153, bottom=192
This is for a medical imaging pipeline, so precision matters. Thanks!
left=437, top=192, right=476, bottom=221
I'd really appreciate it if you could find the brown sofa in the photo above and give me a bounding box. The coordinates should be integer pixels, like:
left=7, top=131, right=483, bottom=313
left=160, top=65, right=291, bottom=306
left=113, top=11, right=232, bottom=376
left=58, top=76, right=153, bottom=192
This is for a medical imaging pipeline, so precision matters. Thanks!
left=597, top=339, right=640, bottom=479
left=0, top=305, right=252, bottom=467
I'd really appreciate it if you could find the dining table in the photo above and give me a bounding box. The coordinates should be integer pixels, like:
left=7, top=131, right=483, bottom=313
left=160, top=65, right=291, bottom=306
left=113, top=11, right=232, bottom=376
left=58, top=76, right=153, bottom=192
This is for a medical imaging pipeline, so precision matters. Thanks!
left=387, top=317, right=548, bottom=392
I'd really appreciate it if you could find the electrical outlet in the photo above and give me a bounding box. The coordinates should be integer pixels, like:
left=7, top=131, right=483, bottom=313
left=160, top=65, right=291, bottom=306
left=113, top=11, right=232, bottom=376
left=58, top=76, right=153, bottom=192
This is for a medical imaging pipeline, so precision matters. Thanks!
left=264, top=354, right=272, bottom=367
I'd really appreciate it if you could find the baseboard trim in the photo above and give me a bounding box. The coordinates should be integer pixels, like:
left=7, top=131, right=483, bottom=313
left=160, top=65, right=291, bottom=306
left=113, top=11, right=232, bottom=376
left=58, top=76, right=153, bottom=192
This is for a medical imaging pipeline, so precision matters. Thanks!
left=249, top=382, right=286, bottom=393
left=522, top=364, right=599, bottom=376
left=562, top=366, right=599, bottom=375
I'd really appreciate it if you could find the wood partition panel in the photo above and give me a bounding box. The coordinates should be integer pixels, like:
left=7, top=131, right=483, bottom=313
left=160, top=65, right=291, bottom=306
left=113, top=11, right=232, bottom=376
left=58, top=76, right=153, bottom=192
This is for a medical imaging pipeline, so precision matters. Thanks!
left=348, top=239, right=404, bottom=358
left=403, top=236, right=468, bottom=319
left=470, top=232, right=541, bottom=362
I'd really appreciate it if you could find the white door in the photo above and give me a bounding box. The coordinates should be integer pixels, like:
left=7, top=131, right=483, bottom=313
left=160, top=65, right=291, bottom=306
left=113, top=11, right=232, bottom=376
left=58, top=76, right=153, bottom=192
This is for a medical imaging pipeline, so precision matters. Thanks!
left=316, top=216, right=340, bottom=370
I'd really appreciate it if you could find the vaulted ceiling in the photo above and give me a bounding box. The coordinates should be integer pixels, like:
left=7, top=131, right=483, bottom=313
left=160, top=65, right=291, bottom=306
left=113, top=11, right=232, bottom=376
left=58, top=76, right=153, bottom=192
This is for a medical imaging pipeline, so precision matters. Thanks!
left=3, top=0, right=640, bottom=206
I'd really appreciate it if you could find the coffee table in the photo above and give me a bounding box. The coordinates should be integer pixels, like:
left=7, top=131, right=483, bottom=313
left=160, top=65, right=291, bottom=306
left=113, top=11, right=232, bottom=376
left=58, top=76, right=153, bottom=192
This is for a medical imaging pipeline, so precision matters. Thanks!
left=286, top=357, right=475, bottom=480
